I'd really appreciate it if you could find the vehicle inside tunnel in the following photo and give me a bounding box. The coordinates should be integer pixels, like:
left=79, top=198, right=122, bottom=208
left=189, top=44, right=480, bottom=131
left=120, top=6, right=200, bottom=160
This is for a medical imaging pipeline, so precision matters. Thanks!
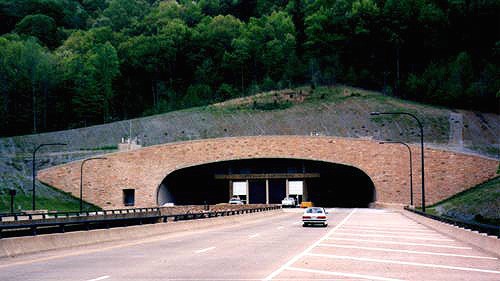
left=157, top=158, right=376, bottom=207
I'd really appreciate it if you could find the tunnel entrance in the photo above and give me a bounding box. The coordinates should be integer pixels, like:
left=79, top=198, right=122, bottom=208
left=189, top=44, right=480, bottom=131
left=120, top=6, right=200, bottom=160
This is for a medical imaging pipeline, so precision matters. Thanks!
left=157, top=158, right=375, bottom=207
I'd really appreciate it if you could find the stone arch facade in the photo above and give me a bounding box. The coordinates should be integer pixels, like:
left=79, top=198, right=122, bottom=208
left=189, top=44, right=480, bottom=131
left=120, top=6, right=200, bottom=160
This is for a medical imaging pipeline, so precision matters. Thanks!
left=38, top=136, right=498, bottom=209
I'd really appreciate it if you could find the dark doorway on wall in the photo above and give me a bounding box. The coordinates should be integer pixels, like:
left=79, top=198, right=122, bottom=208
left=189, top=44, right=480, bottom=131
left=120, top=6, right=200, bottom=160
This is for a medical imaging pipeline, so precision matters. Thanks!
left=157, top=158, right=376, bottom=207
left=123, top=189, right=135, bottom=206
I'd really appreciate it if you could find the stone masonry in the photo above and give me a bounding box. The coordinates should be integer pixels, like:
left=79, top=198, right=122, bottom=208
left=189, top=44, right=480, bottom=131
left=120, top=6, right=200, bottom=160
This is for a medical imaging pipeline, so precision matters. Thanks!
left=37, top=136, right=498, bottom=209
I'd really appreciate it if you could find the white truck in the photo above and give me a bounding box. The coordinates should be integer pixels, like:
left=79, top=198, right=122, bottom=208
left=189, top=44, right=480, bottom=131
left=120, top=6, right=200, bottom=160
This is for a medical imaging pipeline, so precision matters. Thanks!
left=281, top=197, right=296, bottom=208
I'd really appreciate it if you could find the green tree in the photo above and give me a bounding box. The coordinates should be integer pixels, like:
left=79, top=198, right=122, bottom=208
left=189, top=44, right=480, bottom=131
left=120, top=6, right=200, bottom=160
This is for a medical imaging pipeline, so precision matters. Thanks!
left=102, top=0, right=150, bottom=31
left=58, top=34, right=119, bottom=124
left=15, top=14, right=59, bottom=48
left=0, top=35, right=59, bottom=134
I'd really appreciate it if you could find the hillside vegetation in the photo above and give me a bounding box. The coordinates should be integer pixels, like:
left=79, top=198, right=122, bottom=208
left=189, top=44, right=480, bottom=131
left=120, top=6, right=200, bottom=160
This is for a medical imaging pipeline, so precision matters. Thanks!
left=1, top=85, right=498, bottom=212
left=427, top=176, right=500, bottom=226
left=1, top=0, right=498, bottom=137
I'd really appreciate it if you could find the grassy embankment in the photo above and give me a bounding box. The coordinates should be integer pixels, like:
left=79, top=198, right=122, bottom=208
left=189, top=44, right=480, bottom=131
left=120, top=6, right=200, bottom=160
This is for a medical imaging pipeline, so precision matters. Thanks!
left=426, top=176, right=500, bottom=226
left=0, top=184, right=100, bottom=213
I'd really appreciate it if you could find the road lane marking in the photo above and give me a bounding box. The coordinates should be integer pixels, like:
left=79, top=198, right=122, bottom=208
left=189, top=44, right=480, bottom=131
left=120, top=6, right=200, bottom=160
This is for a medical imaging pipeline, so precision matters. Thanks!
left=87, top=276, right=110, bottom=281
left=318, top=243, right=497, bottom=260
left=331, top=233, right=454, bottom=241
left=286, top=267, right=406, bottom=281
left=327, top=237, right=471, bottom=249
left=249, top=233, right=260, bottom=239
left=194, top=247, right=216, bottom=254
left=292, top=222, right=300, bottom=225
left=305, top=253, right=500, bottom=274
left=339, top=228, right=441, bottom=235
left=262, top=208, right=357, bottom=281
left=277, top=226, right=284, bottom=230
left=344, top=225, right=428, bottom=231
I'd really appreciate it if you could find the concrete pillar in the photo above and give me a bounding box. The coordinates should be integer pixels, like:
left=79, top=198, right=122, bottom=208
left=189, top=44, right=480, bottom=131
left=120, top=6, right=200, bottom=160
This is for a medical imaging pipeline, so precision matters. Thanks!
left=285, top=179, right=289, bottom=197
left=246, top=180, right=249, bottom=204
left=303, top=180, right=308, bottom=201
left=229, top=180, right=233, bottom=199
left=265, top=179, right=269, bottom=204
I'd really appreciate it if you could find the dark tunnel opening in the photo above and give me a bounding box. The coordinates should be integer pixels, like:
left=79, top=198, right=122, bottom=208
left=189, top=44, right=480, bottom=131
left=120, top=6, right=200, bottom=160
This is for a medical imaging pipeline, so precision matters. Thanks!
left=157, top=158, right=376, bottom=208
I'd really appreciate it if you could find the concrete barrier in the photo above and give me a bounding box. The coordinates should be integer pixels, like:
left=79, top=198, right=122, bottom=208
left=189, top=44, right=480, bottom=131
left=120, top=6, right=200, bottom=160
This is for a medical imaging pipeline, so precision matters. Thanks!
left=0, top=209, right=283, bottom=258
left=401, top=209, right=500, bottom=258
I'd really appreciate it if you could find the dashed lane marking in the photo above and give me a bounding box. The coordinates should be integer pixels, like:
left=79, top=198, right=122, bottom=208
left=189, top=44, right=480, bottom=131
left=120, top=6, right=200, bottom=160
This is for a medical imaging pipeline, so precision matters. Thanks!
left=277, top=226, right=284, bottom=230
left=262, top=209, right=356, bottom=281
left=305, top=253, right=500, bottom=274
left=194, top=247, right=216, bottom=254
left=318, top=244, right=498, bottom=260
left=326, top=237, right=471, bottom=249
left=249, top=233, right=260, bottom=239
left=286, top=267, right=406, bottom=281
left=331, top=233, right=454, bottom=241
left=86, top=276, right=110, bottom=281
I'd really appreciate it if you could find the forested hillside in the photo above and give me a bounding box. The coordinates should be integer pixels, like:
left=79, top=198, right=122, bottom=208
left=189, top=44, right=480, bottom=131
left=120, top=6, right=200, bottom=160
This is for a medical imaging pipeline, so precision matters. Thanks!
left=0, top=0, right=498, bottom=137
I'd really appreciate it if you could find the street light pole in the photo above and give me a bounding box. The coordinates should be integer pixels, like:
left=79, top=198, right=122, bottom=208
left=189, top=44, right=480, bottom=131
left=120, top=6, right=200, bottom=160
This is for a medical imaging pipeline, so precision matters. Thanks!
left=32, top=143, right=67, bottom=210
left=370, top=111, right=426, bottom=212
left=9, top=189, right=16, bottom=214
left=379, top=141, right=413, bottom=206
left=80, top=157, right=107, bottom=212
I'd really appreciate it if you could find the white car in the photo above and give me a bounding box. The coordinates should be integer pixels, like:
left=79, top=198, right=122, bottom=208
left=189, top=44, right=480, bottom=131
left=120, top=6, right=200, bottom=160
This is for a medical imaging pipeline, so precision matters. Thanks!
left=229, top=198, right=244, bottom=204
left=302, top=207, right=328, bottom=227
left=281, top=197, right=296, bottom=208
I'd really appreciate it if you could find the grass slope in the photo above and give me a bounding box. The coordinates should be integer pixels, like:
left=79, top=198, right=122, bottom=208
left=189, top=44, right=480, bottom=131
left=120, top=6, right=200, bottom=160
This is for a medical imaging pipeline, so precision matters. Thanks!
left=427, top=176, right=500, bottom=225
left=0, top=183, right=100, bottom=213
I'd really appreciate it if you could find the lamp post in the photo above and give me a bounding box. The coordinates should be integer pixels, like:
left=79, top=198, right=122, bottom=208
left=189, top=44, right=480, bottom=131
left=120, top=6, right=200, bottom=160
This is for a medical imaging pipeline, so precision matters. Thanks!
left=32, top=143, right=67, bottom=210
left=80, top=157, right=107, bottom=212
left=379, top=141, right=413, bottom=207
left=370, top=111, right=426, bottom=212
left=9, top=189, right=16, bottom=214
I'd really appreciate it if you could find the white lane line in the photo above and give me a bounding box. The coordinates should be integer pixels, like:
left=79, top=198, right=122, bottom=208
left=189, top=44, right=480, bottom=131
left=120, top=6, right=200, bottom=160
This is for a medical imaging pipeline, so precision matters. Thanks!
left=262, top=209, right=357, bottom=281
left=327, top=237, right=471, bottom=249
left=292, top=222, right=300, bottom=225
left=344, top=225, right=427, bottom=230
left=87, top=276, right=110, bottom=281
left=318, top=244, right=498, bottom=260
left=286, top=267, right=406, bottom=281
left=306, top=253, right=500, bottom=274
left=277, top=226, right=284, bottom=230
left=194, top=246, right=216, bottom=254
left=331, top=233, right=453, bottom=241
left=249, top=233, right=260, bottom=239
left=339, top=229, right=441, bottom=235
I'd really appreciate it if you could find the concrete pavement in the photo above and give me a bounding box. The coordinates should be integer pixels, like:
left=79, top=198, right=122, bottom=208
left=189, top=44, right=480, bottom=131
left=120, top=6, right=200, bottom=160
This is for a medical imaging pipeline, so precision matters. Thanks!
left=0, top=208, right=499, bottom=280
left=265, top=208, right=500, bottom=281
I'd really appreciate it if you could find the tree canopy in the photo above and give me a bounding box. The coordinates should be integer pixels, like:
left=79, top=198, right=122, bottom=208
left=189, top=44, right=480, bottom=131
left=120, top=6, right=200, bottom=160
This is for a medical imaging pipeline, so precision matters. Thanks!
left=0, top=0, right=498, bottom=136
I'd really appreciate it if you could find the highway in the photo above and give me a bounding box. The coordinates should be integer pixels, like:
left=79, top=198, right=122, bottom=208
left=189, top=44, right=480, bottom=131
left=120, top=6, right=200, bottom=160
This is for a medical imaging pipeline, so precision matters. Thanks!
left=0, top=208, right=499, bottom=281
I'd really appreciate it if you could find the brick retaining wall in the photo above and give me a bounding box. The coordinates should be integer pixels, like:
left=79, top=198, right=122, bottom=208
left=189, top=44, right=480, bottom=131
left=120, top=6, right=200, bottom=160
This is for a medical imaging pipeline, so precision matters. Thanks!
left=38, top=136, right=498, bottom=209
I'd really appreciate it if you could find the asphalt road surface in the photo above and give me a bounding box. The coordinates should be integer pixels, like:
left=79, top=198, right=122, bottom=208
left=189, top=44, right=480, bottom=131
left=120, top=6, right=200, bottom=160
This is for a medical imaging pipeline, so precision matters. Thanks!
left=0, top=208, right=499, bottom=281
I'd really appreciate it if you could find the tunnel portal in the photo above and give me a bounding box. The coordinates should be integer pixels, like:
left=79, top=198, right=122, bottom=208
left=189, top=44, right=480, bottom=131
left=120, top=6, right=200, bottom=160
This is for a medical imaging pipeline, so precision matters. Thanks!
left=157, top=158, right=375, bottom=208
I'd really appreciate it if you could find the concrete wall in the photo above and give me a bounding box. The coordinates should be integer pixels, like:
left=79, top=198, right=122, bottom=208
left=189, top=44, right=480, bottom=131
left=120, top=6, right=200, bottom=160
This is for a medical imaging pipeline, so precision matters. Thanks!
left=37, top=136, right=498, bottom=209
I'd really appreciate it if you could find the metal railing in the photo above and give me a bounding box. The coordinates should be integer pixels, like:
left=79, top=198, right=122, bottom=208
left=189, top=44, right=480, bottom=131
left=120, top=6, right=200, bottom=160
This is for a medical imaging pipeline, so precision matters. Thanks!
left=404, top=207, right=500, bottom=238
left=0, top=207, right=160, bottom=222
left=0, top=205, right=281, bottom=239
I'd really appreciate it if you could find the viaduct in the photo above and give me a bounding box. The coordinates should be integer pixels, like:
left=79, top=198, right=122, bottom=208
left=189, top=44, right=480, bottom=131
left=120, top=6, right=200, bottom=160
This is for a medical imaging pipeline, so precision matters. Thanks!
left=38, top=136, right=498, bottom=209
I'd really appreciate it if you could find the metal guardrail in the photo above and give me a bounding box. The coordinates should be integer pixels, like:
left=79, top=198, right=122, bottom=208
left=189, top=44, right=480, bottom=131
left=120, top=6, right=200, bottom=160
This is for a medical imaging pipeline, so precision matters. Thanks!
left=0, top=212, right=26, bottom=218
left=0, top=206, right=281, bottom=239
left=0, top=207, right=160, bottom=222
left=404, top=207, right=500, bottom=238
